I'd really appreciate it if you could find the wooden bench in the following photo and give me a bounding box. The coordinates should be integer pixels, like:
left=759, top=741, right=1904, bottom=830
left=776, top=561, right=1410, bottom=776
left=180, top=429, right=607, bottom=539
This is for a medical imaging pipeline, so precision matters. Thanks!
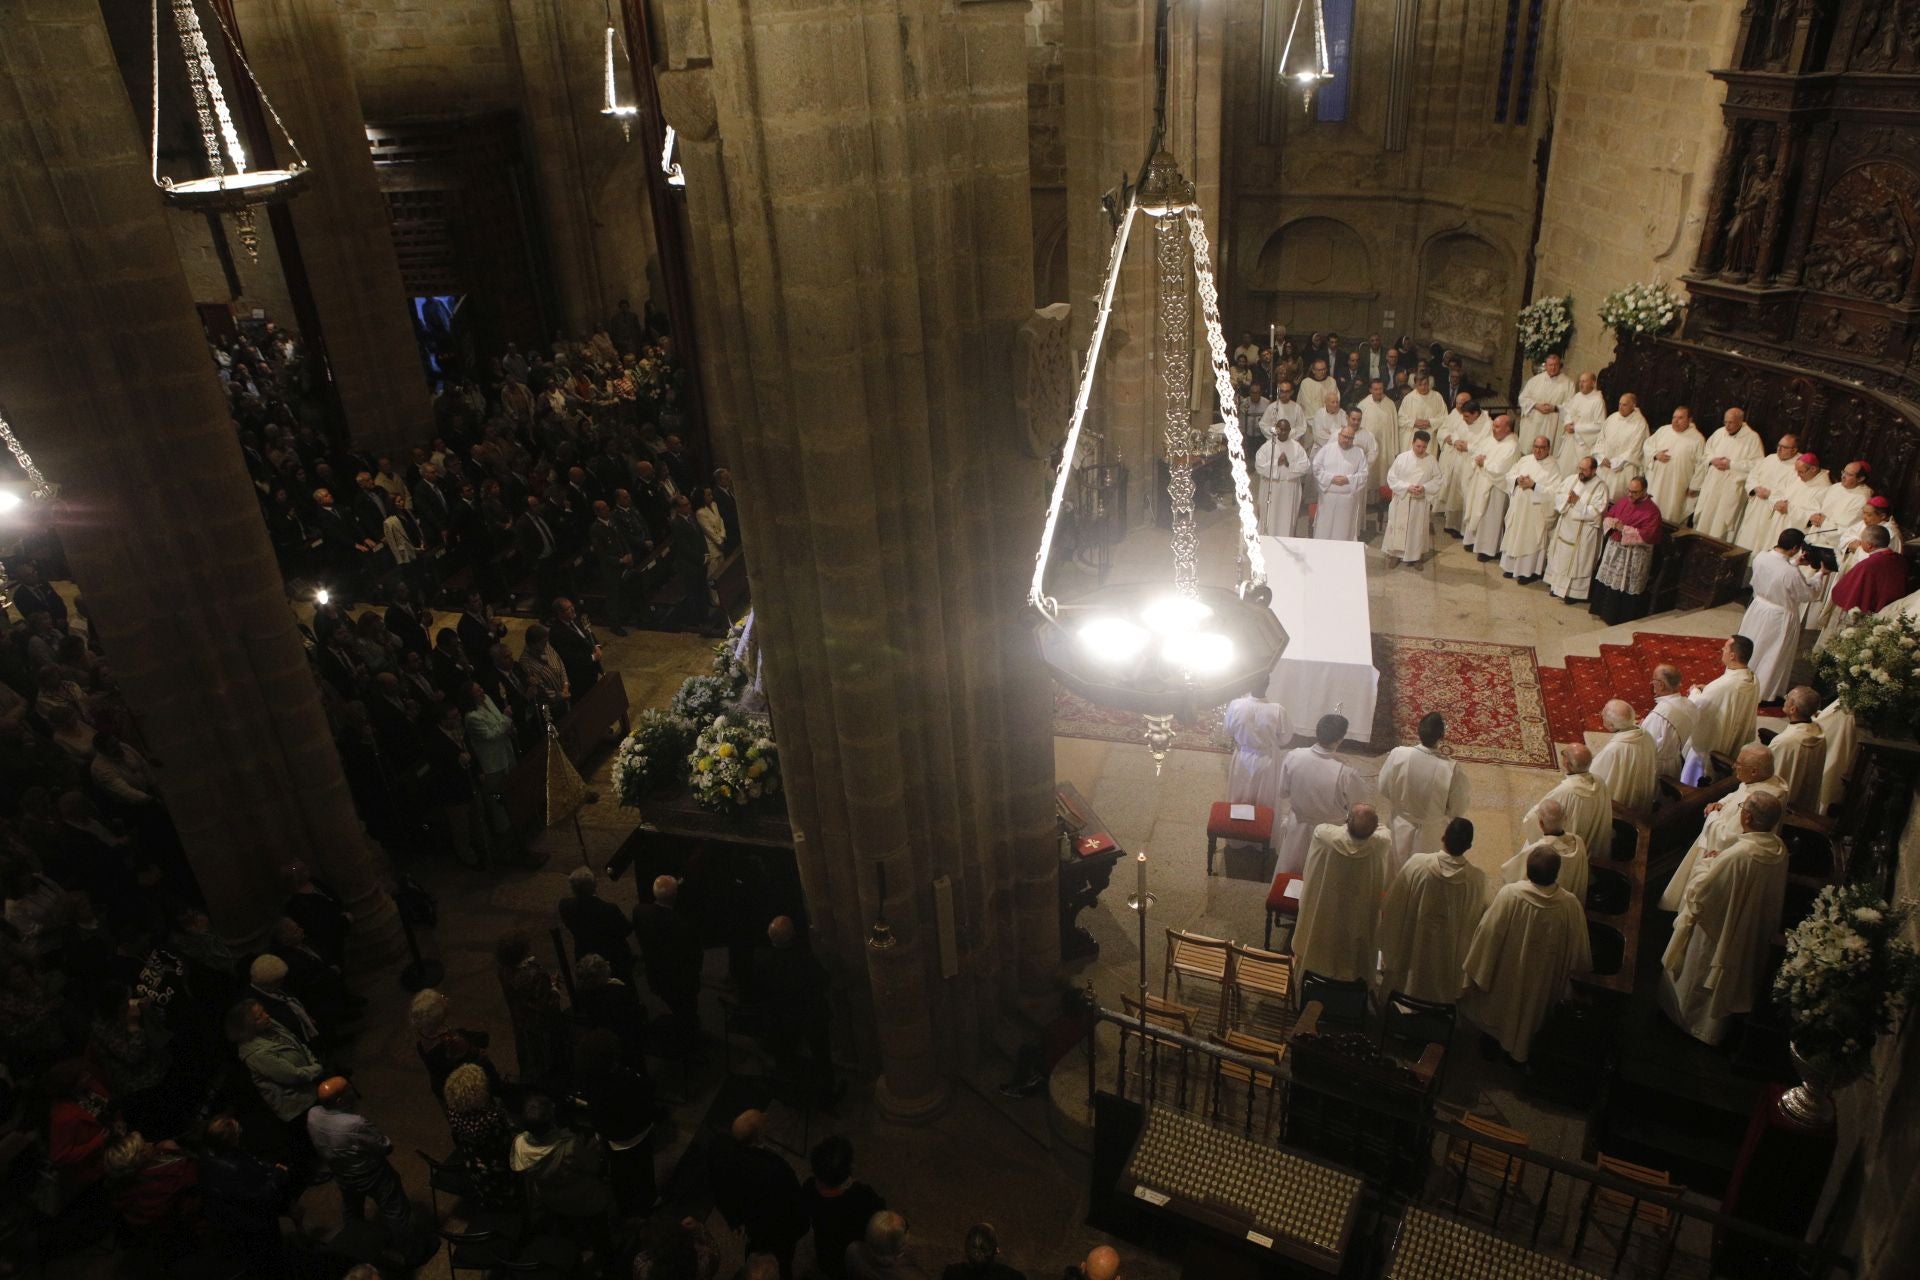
left=502, top=672, right=632, bottom=836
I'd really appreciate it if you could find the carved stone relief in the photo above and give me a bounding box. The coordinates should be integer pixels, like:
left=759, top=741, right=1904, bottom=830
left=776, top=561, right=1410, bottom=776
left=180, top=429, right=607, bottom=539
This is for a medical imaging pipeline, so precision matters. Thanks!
left=1417, top=233, right=1508, bottom=360
left=1802, top=162, right=1920, bottom=302
left=1851, top=0, right=1920, bottom=73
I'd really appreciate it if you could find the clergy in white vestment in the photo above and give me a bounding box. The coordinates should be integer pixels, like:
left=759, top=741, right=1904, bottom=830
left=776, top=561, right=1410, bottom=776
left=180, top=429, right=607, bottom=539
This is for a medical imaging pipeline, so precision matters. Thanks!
left=1240, top=387, right=1273, bottom=441
left=1833, top=497, right=1903, bottom=577
left=1661, top=744, right=1788, bottom=911
left=1812, top=698, right=1856, bottom=814
left=1290, top=806, right=1392, bottom=984
left=1645, top=664, right=1701, bottom=781
left=1517, top=353, right=1574, bottom=451
left=1553, top=373, right=1607, bottom=475
left=1297, top=361, right=1339, bottom=429
left=1682, top=638, right=1760, bottom=785
left=1376, top=712, right=1471, bottom=871
left=1498, top=436, right=1561, bottom=581
left=1254, top=420, right=1311, bottom=538
left=1438, top=397, right=1488, bottom=533
left=1642, top=407, right=1706, bottom=524
left=1782, top=454, right=1833, bottom=535
left=1311, top=422, right=1371, bottom=541
left=1356, top=382, right=1399, bottom=484
left=1740, top=531, right=1824, bottom=701
left=1225, top=678, right=1292, bottom=817
left=1258, top=380, right=1307, bottom=446
left=1377, top=818, right=1487, bottom=1003
left=1462, top=415, right=1522, bottom=557
left=1544, top=458, right=1610, bottom=602
left=1594, top=393, right=1650, bottom=491
left=1522, top=743, right=1614, bottom=861
left=1802, top=460, right=1873, bottom=546
left=1305, top=389, right=1349, bottom=452
left=1769, top=687, right=1827, bottom=814
left=1274, top=714, right=1367, bottom=875
left=1500, top=802, right=1591, bottom=906
left=1689, top=408, right=1766, bottom=541
left=1462, top=849, right=1592, bottom=1063
left=1590, top=699, right=1659, bottom=815
left=1381, top=435, right=1445, bottom=565
left=1397, top=374, right=1447, bottom=468
left=1659, top=793, right=1790, bottom=1045
left=1732, top=433, right=1803, bottom=555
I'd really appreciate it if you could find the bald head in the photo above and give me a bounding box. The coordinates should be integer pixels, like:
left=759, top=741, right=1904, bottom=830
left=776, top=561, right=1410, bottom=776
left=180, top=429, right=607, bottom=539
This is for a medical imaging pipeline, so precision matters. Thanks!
left=1083, top=1246, right=1123, bottom=1280
left=1741, top=792, right=1784, bottom=833
left=768, top=916, right=796, bottom=947
left=652, top=875, right=680, bottom=905
left=1652, top=664, right=1684, bottom=695
left=1784, top=686, right=1819, bottom=722
left=1536, top=797, right=1566, bottom=836
left=1601, top=699, right=1637, bottom=731
left=731, top=1109, right=765, bottom=1144
left=1563, top=744, right=1593, bottom=775
left=1735, top=743, right=1775, bottom=783
left=1347, top=804, right=1380, bottom=840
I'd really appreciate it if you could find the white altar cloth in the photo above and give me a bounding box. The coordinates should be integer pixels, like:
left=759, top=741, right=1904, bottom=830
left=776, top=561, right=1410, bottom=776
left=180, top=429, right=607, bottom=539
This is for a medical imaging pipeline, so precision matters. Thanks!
left=1260, top=535, right=1380, bottom=743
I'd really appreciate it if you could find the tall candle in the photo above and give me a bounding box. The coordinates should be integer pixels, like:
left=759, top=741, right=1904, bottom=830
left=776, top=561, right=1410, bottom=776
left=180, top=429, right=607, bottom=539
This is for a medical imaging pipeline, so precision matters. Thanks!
left=1136, top=850, right=1147, bottom=901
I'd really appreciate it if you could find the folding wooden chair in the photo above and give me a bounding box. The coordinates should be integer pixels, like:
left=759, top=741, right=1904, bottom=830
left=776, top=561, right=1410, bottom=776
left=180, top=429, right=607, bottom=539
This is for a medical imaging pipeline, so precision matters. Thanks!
left=1163, top=928, right=1231, bottom=1033
left=1574, top=1152, right=1683, bottom=1276
left=1442, top=1113, right=1531, bottom=1228
left=1208, top=1029, right=1285, bottom=1140
left=1119, top=992, right=1199, bottom=1108
left=1224, top=941, right=1296, bottom=1041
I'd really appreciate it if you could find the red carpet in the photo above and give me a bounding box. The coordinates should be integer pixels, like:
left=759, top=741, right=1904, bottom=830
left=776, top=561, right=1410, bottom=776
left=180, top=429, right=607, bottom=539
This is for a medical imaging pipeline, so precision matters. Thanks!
left=1052, top=634, right=1556, bottom=770
left=1537, top=631, right=1730, bottom=742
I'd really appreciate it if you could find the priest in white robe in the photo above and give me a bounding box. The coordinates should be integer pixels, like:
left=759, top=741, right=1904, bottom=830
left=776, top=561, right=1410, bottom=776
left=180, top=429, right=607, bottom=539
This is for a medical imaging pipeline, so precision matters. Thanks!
left=1769, top=687, right=1827, bottom=814
left=1591, top=699, right=1659, bottom=815
left=1802, top=460, right=1873, bottom=546
left=1297, top=360, right=1339, bottom=428
left=1225, top=677, right=1292, bottom=817
left=1381, top=434, right=1444, bottom=565
left=1544, top=457, right=1610, bottom=602
left=1812, top=697, right=1856, bottom=814
left=1682, top=637, right=1760, bottom=785
left=1311, top=421, right=1371, bottom=542
left=1305, top=389, right=1348, bottom=452
left=1517, top=353, right=1574, bottom=453
left=1732, top=433, right=1803, bottom=556
left=1645, top=664, right=1701, bottom=781
left=1290, top=805, right=1392, bottom=984
left=1782, top=454, right=1833, bottom=535
left=1462, top=848, right=1592, bottom=1063
left=1257, top=379, right=1307, bottom=445
left=1659, top=793, right=1789, bottom=1045
left=1498, top=436, right=1560, bottom=582
left=1462, top=415, right=1522, bottom=558
left=1661, top=743, right=1788, bottom=911
left=1274, top=714, right=1367, bottom=875
left=1377, top=818, right=1486, bottom=1003
left=1254, top=419, right=1310, bottom=538
left=1356, top=382, right=1399, bottom=485
left=1522, top=743, right=1614, bottom=861
left=1501, top=800, right=1590, bottom=905
left=1642, top=406, right=1706, bottom=524
left=1376, top=712, right=1471, bottom=871
left=1397, top=373, right=1447, bottom=468
left=1741, top=531, right=1824, bottom=701
left=1690, top=407, right=1765, bottom=541
left=1553, top=372, right=1607, bottom=475
left=1595, top=392, right=1649, bottom=491
left=1438, top=396, right=1487, bottom=534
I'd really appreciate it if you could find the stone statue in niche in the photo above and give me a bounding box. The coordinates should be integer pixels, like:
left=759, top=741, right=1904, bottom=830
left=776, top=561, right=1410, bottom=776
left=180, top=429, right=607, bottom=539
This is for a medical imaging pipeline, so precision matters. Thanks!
left=1761, top=0, right=1799, bottom=69
left=1802, top=163, right=1919, bottom=302
left=1721, top=151, right=1779, bottom=278
left=1853, top=0, right=1920, bottom=73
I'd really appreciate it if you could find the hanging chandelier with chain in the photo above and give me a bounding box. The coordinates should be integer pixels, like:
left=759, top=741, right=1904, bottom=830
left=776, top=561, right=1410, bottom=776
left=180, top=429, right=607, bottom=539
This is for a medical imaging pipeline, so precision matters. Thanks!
left=602, top=0, right=639, bottom=142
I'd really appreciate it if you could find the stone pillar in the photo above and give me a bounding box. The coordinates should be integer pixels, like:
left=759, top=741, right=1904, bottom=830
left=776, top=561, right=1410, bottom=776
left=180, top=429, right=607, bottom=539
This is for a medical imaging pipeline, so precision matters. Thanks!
left=231, top=0, right=433, bottom=461
left=0, top=0, right=403, bottom=959
left=654, top=0, right=1057, bottom=1111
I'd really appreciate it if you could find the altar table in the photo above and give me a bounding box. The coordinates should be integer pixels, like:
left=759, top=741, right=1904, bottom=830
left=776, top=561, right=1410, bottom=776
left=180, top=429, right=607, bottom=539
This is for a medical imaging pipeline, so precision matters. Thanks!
left=1259, top=535, right=1380, bottom=743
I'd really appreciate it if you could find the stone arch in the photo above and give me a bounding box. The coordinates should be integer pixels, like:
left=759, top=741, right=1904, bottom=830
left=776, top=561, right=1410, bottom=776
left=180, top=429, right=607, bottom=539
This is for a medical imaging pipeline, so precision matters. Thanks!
left=1415, top=230, right=1513, bottom=362
left=1252, top=217, right=1376, bottom=336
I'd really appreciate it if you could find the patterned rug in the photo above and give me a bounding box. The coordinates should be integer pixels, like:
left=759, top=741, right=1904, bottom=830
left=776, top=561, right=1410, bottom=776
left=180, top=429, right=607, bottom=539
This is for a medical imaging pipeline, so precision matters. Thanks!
left=1537, top=631, right=1731, bottom=743
left=1052, top=634, right=1557, bottom=770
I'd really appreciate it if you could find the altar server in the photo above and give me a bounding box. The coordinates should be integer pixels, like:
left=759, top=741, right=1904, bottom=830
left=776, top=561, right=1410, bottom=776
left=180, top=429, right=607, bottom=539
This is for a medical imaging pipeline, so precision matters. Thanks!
left=1498, top=436, right=1561, bottom=583
left=1690, top=408, right=1765, bottom=541
left=1544, top=456, right=1610, bottom=603
left=1683, top=636, right=1759, bottom=785
left=1733, top=434, right=1803, bottom=556
left=1376, top=712, right=1470, bottom=872
left=1381, top=433, right=1444, bottom=565
left=1769, top=687, right=1827, bottom=814
left=1740, top=530, right=1823, bottom=702
left=1290, top=805, right=1392, bottom=985
left=1253, top=419, right=1310, bottom=538
left=1377, top=818, right=1487, bottom=1004
left=1645, top=664, right=1700, bottom=782
left=1462, top=415, right=1522, bottom=558
left=1590, top=699, right=1658, bottom=815
left=1225, top=674, right=1291, bottom=816
left=1554, top=372, right=1607, bottom=475
left=1463, top=847, right=1592, bottom=1063
left=1397, top=374, right=1447, bottom=469
left=1311, top=420, right=1371, bottom=542
left=1439, top=396, right=1487, bottom=534
left=1660, top=792, right=1789, bottom=1045
left=1501, top=799, right=1590, bottom=905
left=1522, top=743, right=1613, bottom=862
left=1662, top=743, right=1786, bottom=912
left=1595, top=393, right=1650, bottom=492
left=1517, top=353, right=1574, bottom=450
left=1274, top=714, right=1366, bottom=876
left=1642, top=406, right=1705, bottom=524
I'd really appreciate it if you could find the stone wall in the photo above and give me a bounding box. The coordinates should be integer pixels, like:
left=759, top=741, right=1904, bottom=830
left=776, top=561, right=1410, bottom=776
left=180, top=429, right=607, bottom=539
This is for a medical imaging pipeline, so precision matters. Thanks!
left=167, top=212, right=298, bottom=328
left=1532, top=0, right=1744, bottom=377
left=336, top=0, right=520, bottom=119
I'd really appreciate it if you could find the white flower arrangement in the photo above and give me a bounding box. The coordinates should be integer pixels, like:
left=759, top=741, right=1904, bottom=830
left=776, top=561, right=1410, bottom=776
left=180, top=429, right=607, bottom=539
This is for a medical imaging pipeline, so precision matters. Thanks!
left=1597, top=280, right=1684, bottom=338
left=1814, top=612, right=1920, bottom=733
left=1774, top=884, right=1920, bottom=1078
left=612, top=709, right=697, bottom=806
left=1516, top=295, right=1574, bottom=361
left=689, top=713, right=781, bottom=815
left=670, top=672, right=736, bottom=723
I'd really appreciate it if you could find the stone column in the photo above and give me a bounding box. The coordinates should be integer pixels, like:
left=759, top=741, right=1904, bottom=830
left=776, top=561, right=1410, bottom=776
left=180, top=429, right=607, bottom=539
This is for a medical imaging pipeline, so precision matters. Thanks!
left=0, top=0, right=402, bottom=959
left=654, top=0, right=1056, bottom=1113
left=231, top=0, right=433, bottom=461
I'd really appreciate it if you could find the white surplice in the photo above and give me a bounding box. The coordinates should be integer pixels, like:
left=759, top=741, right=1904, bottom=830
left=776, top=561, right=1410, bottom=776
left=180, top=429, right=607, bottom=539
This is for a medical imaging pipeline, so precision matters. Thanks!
left=1376, top=743, right=1470, bottom=872
left=1225, top=695, right=1292, bottom=815
left=1304, top=407, right=1348, bottom=452
left=1311, top=441, right=1370, bottom=541
left=1804, top=480, right=1873, bottom=546
left=1658, top=773, right=1789, bottom=912
left=1381, top=450, right=1445, bottom=564
left=1298, top=376, right=1339, bottom=423
left=1544, top=473, right=1610, bottom=601
left=1258, top=396, right=1306, bottom=445
left=1275, top=745, right=1367, bottom=875
left=1522, top=770, right=1614, bottom=861
left=1498, top=455, right=1560, bottom=578
left=1659, top=832, right=1788, bottom=1045
left=1357, top=394, right=1398, bottom=483
left=1591, top=725, right=1658, bottom=814
left=1290, top=824, right=1392, bottom=984
left=1595, top=409, right=1649, bottom=491
left=1500, top=832, right=1591, bottom=907
left=1518, top=369, right=1574, bottom=444
left=1642, top=423, right=1705, bottom=523
left=1732, top=453, right=1801, bottom=555
left=1397, top=389, right=1447, bottom=457
left=1254, top=436, right=1311, bottom=537
left=1785, top=470, right=1833, bottom=535
left=1438, top=410, right=1489, bottom=529
left=1377, top=853, right=1488, bottom=1004
left=1554, top=388, right=1607, bottom=474
left=1683, top=667, right=1759, bottom=783
left=1644, top=692, right=1701, bottom=781
left=1462, top=880, right=1592, bottom=1063
left=1812, top=699, right=1855, bottom=813
left=1739, top=549, right=1821, bottom=701
left=1690, top=426, right=1766, bottom=541
left=1462, top=433, right=1522, bottom=554
left=1768, top=720, right=1826, bottom=813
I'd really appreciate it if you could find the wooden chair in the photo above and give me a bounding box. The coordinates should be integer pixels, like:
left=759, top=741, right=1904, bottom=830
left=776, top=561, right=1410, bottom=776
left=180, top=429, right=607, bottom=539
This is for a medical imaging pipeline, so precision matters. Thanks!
left=1163, top=928, right=1231, bottom=1033
left=1224, top=942, right=1296, bottom=1041
left=1119, top=993, right=1199, bottom=1108
left=1574, top=1152, right=1683, bottom=1275
left=1442, top=1113, right=1532, bottom=1228
left=1208, top=1029, right=1285, bottom=1139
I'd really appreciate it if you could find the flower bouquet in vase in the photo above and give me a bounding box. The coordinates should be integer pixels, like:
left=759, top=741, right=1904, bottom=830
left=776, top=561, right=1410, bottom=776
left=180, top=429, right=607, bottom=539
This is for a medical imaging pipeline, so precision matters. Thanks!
left=612, top=709, right=697, bottom=807
left=688, top=714, right=781, bottom=816
left=1516, top=295, right=1573, bottom=362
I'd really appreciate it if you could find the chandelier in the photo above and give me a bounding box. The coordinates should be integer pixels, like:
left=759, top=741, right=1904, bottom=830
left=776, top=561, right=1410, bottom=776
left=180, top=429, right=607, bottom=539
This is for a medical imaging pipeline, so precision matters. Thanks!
left=1029, top=151, right=1284, bottom=770
left=149, top=0, right=308, bottom=262
left=602, top=0, right=639, bottom=141
left=1279, top=0, right=1334, bottom=110
left=0, top=406, right=60, bottom=612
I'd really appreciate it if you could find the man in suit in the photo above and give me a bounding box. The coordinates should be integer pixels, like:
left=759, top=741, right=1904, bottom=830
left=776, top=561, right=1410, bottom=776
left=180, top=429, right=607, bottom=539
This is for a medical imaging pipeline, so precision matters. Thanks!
left=515, top=494, right=566, bottom=607
left=633, top=874, right=705, bottom=1044
left=10, top=561, right=66, bottom=630
left=660, top=434, right=697, bottom=495
left=457, top=590, right=507, bottom=663
left=411, top=463, right=454, bottom=549
left=560, top=867, right=635, bottom=970
left=588, top=501, right=636, bottom=635
left=713, top=468, right=742, bottom=554
left=384, top=585, right=431, bottom=657
left=630, top=460, right=673, bottom=543
left=668, top=495, right=712, bottom=632
left=549, top=597, right=605, bottom=695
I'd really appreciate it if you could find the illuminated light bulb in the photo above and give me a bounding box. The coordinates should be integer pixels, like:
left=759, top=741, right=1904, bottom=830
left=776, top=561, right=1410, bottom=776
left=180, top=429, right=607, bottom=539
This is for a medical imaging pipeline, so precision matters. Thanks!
left=314, top=588, right=331, bottom=606
left=1078, top=616, right=1149, bottom=665
left=0, top=492, right=20, bottom=513
left=1162, top=630, right=1235, bottom=674
left=1139, top=595, right=1213, bottom=635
